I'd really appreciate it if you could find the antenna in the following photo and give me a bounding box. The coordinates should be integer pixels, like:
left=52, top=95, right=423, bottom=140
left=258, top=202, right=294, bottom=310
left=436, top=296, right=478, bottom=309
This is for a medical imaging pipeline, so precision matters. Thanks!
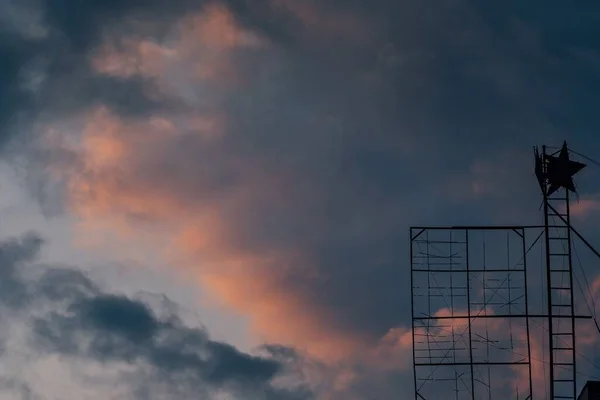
left=410, top=141, right=597, bottom=399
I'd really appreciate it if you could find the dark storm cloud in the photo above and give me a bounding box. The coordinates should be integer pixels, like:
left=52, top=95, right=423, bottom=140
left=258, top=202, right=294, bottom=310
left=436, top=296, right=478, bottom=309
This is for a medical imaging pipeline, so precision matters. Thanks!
left=0, top=3, right=161, bottom=143
left=41, top=0, right=297, bottom=50
left=0, top=33, right=38, bottom=143
left=33, top=294, right=283, bottom=387
left=0, top=233, right=310, bottom=399
left=216, top=0, right=600, bottom=338
left=0, top=0, right=298, bottom=145
left=287, top=0, right=600, bottom=157
left=7, top=0, right=600, bottom=370
left=0, top=232, right=42, bottom=308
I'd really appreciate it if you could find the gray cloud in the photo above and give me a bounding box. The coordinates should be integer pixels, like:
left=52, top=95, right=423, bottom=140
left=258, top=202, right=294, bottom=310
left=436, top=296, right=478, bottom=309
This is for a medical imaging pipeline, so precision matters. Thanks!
left=3, top=2, right=600, bottom=397
left=0, top=0, right=309, bottom=137
left=0, top=233, right=311, bottom=399
left=216, top=0, right=600, bottom=339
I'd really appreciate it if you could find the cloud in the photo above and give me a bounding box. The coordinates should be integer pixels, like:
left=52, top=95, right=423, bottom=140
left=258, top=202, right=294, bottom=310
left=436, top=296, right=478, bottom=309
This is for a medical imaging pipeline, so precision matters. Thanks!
left=18, top=0, right=600, bottom=359
left=23, top=1, right=405, bottom=362
left=571, top=197, right=600, bottom=218
left=5, top=0, right=600, bottom=398
left=0, top=232, right=313, bottom=399
left=0, top=0, right=292, bottom=149
left=33, top=295, right=293, bottom=397
left=40, top=102, right=407, bottom=361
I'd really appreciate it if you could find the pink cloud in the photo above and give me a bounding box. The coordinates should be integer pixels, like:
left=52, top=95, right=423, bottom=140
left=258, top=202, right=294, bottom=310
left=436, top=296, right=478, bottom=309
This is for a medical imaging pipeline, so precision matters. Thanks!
left=31, top=3, right=414, bottom=396
left=47, top=103, right=372, bottom=363
left=571, top=198, right=600, bottom=218
left=90, top=2, right=267, bottom=98
left=37, top=1, right=394, bottom=367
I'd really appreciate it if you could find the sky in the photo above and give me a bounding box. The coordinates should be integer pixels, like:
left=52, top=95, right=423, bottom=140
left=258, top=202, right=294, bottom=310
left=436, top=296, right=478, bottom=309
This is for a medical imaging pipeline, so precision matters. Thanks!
left=1, top=0, right=600, bottom=399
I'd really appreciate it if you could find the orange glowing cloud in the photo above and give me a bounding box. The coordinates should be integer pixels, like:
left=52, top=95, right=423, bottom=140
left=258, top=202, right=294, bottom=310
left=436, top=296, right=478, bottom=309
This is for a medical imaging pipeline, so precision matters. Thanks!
left=90, top=2, right=266, bottom=93
left=52, top=103, right=371, bottom=362
left=571, top=198, right=600, bottom=218
left=42, top=0, right=393, bottom=371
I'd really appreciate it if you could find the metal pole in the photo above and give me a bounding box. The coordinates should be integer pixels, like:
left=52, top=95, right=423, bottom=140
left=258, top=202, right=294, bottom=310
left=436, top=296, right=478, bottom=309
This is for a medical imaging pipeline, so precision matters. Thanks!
left=565, top=188, right=577, bottom=400
left=522, top=228, right=534, bottom=399
left=410, top=228, right=418, bottom=400
left=465, top=229, right=475, bottom=399
left=542, top=145, right=555, bottom=399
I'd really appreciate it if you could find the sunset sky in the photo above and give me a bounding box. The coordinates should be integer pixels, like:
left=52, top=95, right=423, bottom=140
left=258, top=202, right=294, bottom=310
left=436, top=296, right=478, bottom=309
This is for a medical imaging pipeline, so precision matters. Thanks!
left=1, top=1, right=600, bottom=399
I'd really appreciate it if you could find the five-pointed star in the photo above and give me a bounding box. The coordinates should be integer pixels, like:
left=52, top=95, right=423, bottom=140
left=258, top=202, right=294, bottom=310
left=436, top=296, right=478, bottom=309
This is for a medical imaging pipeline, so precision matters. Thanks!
left=545, top=141, right=586, bottom=196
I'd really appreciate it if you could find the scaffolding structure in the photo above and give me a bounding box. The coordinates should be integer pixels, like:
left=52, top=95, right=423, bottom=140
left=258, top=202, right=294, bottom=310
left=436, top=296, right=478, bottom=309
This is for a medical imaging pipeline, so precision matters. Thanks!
left=410, top=142, right=597, bottom=400
left=411, top=226, right=535, bottom=399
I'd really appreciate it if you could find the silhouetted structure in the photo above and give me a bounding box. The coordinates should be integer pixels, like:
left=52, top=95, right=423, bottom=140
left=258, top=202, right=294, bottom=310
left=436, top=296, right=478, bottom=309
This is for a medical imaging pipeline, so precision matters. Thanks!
left=410, top=142, right=600, bottom=399
left=577, top=381, right=600, bottom=400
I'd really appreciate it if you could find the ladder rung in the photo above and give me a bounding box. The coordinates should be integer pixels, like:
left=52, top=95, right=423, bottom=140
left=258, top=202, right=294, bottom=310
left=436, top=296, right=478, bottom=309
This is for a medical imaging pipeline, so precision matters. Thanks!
left=549, top=269, right=570, bottom=272
left=553, top=347, right=573, bottom=350
left=551, top=304, right=572, bottom=307
left=550, top=287, right=571, bottom=290
left=555, top=379, right=574, bottom=382
left=553, top=333, right=573, bottom=336
left=549, top=253, right=570, bottom=256
left=549, top=237, right=568, bottom=240
left=554, top=362, right=574, bottom=365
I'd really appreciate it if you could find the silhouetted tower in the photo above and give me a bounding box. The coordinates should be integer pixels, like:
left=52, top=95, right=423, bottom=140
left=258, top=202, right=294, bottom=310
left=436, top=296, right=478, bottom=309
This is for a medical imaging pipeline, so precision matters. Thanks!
left=535, top=142, right=586, bottom=400
left=410, top=141, right=598, bottom=400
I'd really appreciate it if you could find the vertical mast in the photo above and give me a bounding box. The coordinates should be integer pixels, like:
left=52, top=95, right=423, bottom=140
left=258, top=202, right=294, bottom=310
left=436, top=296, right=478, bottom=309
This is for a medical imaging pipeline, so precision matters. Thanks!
left=541, top=145, right=555, bottom=400
left=536, top=141, right=586, bottom=399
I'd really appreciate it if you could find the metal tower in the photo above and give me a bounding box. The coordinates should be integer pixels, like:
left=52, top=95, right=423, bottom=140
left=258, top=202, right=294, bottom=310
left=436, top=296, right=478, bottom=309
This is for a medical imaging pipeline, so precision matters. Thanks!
left=536, top=142, right=585, bottom=400
left=410, top=141, right=597, bottom=400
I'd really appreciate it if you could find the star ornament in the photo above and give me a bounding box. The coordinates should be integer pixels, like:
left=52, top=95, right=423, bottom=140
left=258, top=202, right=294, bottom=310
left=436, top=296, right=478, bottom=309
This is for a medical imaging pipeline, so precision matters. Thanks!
left=543, top=141, right=586, bottom=196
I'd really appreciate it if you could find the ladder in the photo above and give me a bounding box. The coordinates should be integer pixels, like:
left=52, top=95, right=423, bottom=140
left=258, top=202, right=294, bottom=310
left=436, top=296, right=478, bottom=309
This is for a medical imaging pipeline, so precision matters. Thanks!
left=545, top=194, right=577, bottom=400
